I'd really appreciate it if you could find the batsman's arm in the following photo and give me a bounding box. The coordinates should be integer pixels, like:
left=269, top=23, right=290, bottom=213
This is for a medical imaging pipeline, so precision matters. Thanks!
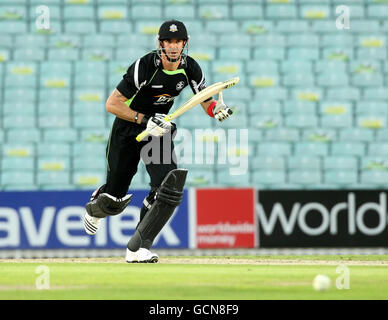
left=106, top=89, right=145, bottom=124
left=200, top=99, right=216, bottom=116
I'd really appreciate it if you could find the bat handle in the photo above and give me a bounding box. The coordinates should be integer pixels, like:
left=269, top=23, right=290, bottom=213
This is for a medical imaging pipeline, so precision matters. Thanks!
left=136, top=130, right=150, bottom=142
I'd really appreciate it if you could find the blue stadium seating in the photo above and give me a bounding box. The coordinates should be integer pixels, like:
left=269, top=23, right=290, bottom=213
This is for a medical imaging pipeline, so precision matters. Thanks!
left=1, top=0, right=388, bottom=190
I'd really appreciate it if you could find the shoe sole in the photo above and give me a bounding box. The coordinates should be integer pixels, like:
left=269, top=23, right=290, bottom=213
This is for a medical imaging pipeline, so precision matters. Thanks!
left=83, top=214, right=98, bottom=235
left=126, top=256, right=159, bottom=264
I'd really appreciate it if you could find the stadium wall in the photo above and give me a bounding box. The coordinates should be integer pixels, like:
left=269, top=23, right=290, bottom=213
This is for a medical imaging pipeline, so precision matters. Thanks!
left=0, top=189, right=387, bottom=254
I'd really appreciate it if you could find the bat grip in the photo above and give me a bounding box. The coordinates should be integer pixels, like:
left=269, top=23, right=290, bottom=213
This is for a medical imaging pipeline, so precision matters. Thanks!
left=135, top=130, right=150, bottom=142
left=135, top=115, right=172, bottom=142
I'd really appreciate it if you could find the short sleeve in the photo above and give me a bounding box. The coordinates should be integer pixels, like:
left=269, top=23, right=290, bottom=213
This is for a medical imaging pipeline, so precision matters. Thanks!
left=116, top=58, right=148, bottom=99
left=186, top=57, right=208, bottom=96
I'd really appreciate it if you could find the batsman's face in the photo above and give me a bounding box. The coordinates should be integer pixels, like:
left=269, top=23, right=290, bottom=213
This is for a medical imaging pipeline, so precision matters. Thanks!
left=161, top=38, right=185, bottom=60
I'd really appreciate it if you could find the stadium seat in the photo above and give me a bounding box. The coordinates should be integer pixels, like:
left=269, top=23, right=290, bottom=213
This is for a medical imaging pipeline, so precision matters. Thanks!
left=294, top=142, right=329, bottom=156
left=0, top=21, right=27, bottom=34
left=14, top=34, right=48, bottom=48
left=80, top=129, right=110, bottom=143
left=131, top=4, right=162, bottom=19
left=65, top=21, right=97, bottom=34
left=97, top=5, right=128, bottom=20
left=4, top=88, right=36, bottom=102
left=326, top=87, right=361, bottom=100
left=288, top=156, right=321, bottom=170
left=41, top=128, right=78, bottom=143
left=264, top=128, right=300, bottom=142
left=40, top=62, right=72, bottom=77
left=1, top=171, right=34, bottom=186
left=2, top=143, right=35, bottom=158
left=363, top=87, right=388, bottom=100
left=232, top=4, right=263, bottom=19
left=292, top=87, right=322, bottom=102
left=287, top=34, right=320, bottom=47
left=360, top=170, right=388, bottom=186
left=64, top=5, right=94, bottom=20
left=266, top=5, right=297, bottom=19
left=216, top=169, right=251, bottom=187
left=38, top=143, right=71, bottom=157
left=331, top=142, right=365, bottom=156
left=324, top=170, right=358, bottom=186
left=283, top=73, right=315, bottom=86
left=73, top=142, right=106, bottom=158
left=38, top=157, right=70, bottom=172
left=321, top=114, right=353, bottom=128
left=72, top=170, right=105, bottom=189
left=283, top=101, right=316, bottom=115
left=254, top=47, right=285, bottom=60
left=300, top=4, right=331, bottom=19
left=48, top=48, right=79, bottom=61
left=257, top=142, right=292, bottom=156
left=302, top=129, right=336, bottom=142
left=1, top=157, right=34, bottom=171
left=254, top=87, right=288, bottom=101
left=376, top=129, right=388, bottom=141
left=49, top=34, right=81, bottom=49
left=254, top=33, right=285, bottom=46
left=185, top=169, right=215, bottom=187
left=3, top=102, right=35, bottom=116
left=75, top=73, right=106, bottom=87
left=13, top=48, right=45, bottom=61
left=248, top=101, right=282, bottom=115
left=38, top=116, right=71, bottom=129
left=357, top=48, right=387, bottom=60
left=38, top=171, right=70, bottom=185
left=250, top=115, right=283, bottom=129
left=352, top=73, right=384, bottom=87
left=252, top=170, right=286, bottom=185
left=367, top=4, right=388, bottom=18
left=199, top=4, right=229, bottom=20
left=39, top=89, right=71, bottom=103
left=324, top=156, right=358, bottom=170
left=317, top=73, right=349, bottom=87
left=288, top=48, right=319, bottom=60
left=73, top=88, right=105, bottom=103
left=7, top=129, right=40, bottom=143
left=73, top=157, right=106, bottom=170
left=368, top=142, right=388, bottom=156
left=250, top=156, right=286, bottom=170
left=220, top=47, right=251, bottom=60
left=81, top=48, right=113, bottom=61
left=3, top=116, right=35, bottom=129
left=339, top=128, right=374, bottom=142
left=289, top=170, right=322, bottom=185
left=165, top=5, right=195, bottom=19
left=315, top=60, right=347, bottom=74
left=0, top=6, right=26, bottom=20
left=41, top=74, right=71, bottom=89
left=73, top=115, right=106, bottom=129
left=285, top=114, right=319, bottom=128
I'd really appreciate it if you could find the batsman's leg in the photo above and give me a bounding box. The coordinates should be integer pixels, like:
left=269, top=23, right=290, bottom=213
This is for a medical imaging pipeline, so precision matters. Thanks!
left=84, top=185, right=133, bottom=235
left=126, top=169, right=187, bottom=263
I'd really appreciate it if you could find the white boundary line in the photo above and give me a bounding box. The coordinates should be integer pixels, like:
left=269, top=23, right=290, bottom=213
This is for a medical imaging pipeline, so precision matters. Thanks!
left=1, top=248, right=388, bottom=259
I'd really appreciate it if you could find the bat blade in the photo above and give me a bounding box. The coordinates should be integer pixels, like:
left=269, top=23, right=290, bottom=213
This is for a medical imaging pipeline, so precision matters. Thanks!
left=136, top=77, right=239, bottom=142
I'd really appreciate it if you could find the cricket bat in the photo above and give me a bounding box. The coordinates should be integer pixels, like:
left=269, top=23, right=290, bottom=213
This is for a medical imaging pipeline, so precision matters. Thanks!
left=136, top=76, right=240, bottom=142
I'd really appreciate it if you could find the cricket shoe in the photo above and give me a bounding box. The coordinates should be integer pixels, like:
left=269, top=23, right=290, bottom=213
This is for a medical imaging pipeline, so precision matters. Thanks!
left=83, top=212, right=101, bottom=235
left=125, top=248, right=159, bottom=263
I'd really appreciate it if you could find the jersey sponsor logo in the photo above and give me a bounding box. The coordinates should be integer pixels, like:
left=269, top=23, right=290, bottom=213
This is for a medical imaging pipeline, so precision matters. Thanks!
left=154, top=93, right=176, bottom=105
left=176, top=81, right=185, bottom=91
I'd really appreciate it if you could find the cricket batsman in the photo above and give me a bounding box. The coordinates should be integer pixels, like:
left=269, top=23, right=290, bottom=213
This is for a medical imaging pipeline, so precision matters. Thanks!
left=83, top=20, right=232, bottom=263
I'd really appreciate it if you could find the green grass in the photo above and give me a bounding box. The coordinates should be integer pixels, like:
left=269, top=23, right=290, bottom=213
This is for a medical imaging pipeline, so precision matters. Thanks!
left=1, top=255, right=388, bottom=300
